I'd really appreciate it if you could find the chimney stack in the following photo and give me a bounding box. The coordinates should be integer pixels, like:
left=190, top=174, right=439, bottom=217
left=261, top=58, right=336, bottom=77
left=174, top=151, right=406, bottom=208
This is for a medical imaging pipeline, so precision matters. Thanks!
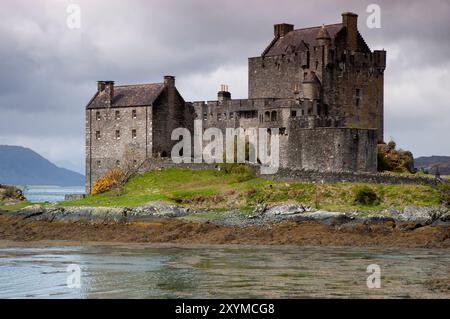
left=164, top=75, right=175, bottom=88
left=97, top=81, right=114, bottom=103
left=218, top=84, right=231, bottom=102
left=342, top=12, right=358, bottom=52
left=274, top=23, right=294, bottom=37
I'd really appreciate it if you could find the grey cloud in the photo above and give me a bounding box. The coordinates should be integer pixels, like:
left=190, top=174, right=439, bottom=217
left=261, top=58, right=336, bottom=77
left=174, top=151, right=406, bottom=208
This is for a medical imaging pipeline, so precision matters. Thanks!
left=0, top=0, right=449, bottom=171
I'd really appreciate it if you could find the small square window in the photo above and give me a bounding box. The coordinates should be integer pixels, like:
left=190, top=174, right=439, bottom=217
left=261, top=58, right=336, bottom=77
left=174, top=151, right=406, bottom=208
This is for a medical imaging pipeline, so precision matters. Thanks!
left=132, top=129, right=137, bottom=139
left=115, top=110, right=120, bottom=120
left=291, top=110, right=297, bottom=118
left=116, top=160, right=120, bottom=167
left=96, top=111, right=101, bottom=121
left=132, top=110, right=137, bottom=119
left=115, top=130, right=120, bottom=139
left=96, top=160, right=101, bottom=168
left=95, top=131, right=101, bottom=140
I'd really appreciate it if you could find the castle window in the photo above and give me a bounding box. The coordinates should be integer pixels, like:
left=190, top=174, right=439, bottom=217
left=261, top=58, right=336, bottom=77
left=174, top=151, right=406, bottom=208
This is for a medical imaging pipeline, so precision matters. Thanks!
left=271, top=111, right=277, bottom=121
left=356, top=89, right=362, bottom=107
left=115, top=130, right=120, bottom=140
left=116, top=160, right=120, bottom=167
left=291, top=110, right=297, bottom=118
left=279, top=128, right=287, bottom=135
left=132, top=109, right=137, bottom=119
left=230, top=112, right=234, bottom=119
left=223, top=113, right=227, bottom=120
left=264, top=111, right=270, bottom=122
left=132, top=129, right=137, bottom=139
left=96, top=111, right=101, bottom=121
left=115, top=110, right=120, bottom=120
left=96, top=160, right=101, bottom=168
left=95, top=131, right=101, bottom=140
left=203, top=113, right=207, bottom=120
left=217, top=113, right=221, bottom=121
left=133, top=160, right=137, bottom=167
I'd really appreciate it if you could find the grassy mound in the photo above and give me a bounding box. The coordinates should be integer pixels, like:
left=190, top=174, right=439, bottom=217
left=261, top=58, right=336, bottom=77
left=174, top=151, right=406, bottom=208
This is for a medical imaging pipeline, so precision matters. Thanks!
left=61, top=168, right=441, bottom=212
left=0, top=185, right=30, bottom=211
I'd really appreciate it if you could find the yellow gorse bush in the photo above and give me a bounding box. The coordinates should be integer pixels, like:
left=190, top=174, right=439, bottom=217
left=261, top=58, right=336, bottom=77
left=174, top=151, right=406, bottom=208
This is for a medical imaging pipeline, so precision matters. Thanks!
left=92, top=169, right=125, bottom=195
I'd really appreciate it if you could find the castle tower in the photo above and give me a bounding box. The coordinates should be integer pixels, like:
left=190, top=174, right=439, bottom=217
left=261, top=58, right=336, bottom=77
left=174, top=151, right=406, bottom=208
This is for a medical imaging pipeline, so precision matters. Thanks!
left=302, top=71, right=320, bottom=101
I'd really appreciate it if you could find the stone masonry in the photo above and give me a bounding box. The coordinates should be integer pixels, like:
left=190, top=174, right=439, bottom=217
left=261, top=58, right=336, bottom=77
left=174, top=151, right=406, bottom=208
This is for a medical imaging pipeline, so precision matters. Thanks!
left=85, top=12, right=385, bottom=193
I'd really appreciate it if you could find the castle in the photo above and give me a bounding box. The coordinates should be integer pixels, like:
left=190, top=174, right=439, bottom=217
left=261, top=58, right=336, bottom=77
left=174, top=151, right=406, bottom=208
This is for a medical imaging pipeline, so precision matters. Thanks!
left=85, top=12, right=386, bottom=193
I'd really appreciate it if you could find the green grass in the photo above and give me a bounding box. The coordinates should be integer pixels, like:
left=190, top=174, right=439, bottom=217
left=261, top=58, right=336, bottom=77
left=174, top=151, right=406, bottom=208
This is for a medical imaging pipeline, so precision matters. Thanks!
left=0, top=201, right=32, bottom=212
left=59, top=167, right=441, bottom=212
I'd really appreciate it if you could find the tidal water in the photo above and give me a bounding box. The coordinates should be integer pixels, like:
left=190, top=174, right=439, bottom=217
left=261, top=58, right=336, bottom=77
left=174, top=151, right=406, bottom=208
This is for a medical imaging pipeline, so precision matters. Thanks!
left=21, top=185, right=85, bottom=203
left=0, top=243, right=448, bottom=299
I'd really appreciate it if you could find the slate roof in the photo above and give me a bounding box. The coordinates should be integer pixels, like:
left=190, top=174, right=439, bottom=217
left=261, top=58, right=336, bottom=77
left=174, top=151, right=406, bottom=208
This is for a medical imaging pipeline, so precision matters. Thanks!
left=263, top=23, right=343, bottom=56
left=86, top=83, right=165, bottom=109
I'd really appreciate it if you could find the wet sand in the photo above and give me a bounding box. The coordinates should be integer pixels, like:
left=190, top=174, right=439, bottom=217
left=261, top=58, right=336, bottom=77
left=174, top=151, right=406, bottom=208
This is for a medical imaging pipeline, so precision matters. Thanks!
left=0, top=215, right=449, bottom=248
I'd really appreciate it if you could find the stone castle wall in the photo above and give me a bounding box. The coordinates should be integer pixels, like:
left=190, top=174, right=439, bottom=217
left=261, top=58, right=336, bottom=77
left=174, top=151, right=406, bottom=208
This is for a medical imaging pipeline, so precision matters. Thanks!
left=85, top=13, right=387, bottom=193
left=280, top=125, right=377, bottom=172
left=85, top=105, right=152, bottom=194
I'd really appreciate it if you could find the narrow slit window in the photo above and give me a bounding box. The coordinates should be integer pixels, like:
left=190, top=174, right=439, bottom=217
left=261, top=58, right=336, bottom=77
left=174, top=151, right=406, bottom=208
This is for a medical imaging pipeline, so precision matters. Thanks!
left=356, top=88, right=362, bottom=107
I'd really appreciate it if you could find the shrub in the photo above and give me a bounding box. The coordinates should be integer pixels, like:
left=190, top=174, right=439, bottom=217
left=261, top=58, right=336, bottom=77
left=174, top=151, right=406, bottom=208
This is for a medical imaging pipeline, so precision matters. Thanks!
left=0, top=185, right=24, bottom=200
left=354, top=186, right=380, bottom=206
left=377, top=141, right=415, bottom=173
left=438, top=182, right=450, bottom=207
left=92, top=169, right=125, bottom=195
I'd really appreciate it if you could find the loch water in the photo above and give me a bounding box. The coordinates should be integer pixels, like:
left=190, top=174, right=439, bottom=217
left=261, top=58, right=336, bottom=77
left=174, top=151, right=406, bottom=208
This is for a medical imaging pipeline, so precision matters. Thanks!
left=0, top=243, right=448, bottom=299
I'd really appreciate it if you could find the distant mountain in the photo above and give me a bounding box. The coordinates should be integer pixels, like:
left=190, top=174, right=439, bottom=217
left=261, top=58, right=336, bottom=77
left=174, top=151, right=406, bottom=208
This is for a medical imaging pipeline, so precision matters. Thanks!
left=0, top=145, right=84, bottom=186
left=414, top=156, right=450, bottom=175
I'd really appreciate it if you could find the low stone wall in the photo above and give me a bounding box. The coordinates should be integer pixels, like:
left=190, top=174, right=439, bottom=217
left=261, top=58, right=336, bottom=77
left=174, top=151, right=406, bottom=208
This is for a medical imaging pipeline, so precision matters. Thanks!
left=64, top=194, right=87, bottom=201
left=139, top=158, right=440, bottom=186
left=139, top=158, right=218, bottom=173
left=261, top=168, right=439, bottom=186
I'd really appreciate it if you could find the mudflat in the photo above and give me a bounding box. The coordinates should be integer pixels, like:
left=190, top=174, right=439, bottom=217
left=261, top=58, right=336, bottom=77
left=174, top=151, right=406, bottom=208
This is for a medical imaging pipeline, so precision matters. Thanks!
left=0, top=215, right=449, bottom=248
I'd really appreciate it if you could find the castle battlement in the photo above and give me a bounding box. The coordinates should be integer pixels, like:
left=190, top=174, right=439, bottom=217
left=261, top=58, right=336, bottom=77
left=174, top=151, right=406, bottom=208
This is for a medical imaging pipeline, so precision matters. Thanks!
left=84, top=12, right=384, bottom=193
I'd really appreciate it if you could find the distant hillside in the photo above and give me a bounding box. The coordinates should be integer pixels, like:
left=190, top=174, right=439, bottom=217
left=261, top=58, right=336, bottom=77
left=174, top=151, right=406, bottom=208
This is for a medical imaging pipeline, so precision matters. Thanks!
left=414, top=156, right=450, bottom=175
left=0, top=145, right=84, bottom=186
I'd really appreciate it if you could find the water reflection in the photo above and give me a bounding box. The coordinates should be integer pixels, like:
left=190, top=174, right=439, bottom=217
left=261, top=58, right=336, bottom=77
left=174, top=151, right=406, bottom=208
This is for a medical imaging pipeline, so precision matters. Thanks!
left=0, top=244, right=448, bottom=298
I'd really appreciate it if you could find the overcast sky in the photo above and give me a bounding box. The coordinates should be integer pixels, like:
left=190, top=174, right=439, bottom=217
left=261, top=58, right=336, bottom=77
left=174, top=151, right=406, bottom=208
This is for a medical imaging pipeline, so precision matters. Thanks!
left=0, top=0, right=449, bottom=174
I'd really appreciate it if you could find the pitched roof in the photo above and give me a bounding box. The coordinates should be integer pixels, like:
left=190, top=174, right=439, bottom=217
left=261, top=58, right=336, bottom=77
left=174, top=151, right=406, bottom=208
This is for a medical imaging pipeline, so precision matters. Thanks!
left=86, top=83, right=165, bottom=109
left=263, top=23, right=343, bottom=57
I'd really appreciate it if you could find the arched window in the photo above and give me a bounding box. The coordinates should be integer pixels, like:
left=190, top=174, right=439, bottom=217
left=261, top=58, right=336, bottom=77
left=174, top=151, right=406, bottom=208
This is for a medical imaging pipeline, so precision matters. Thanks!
left=264, top=111, right=270, bottom=122
left=271, top=111, right=277, bottom=121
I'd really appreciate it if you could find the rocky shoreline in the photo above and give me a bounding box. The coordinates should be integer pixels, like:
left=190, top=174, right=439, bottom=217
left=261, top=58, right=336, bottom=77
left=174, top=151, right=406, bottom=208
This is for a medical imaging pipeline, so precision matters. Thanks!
left=0, top=202, right=449, bottom=247
left=3, top=201, right=450, bottom=226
